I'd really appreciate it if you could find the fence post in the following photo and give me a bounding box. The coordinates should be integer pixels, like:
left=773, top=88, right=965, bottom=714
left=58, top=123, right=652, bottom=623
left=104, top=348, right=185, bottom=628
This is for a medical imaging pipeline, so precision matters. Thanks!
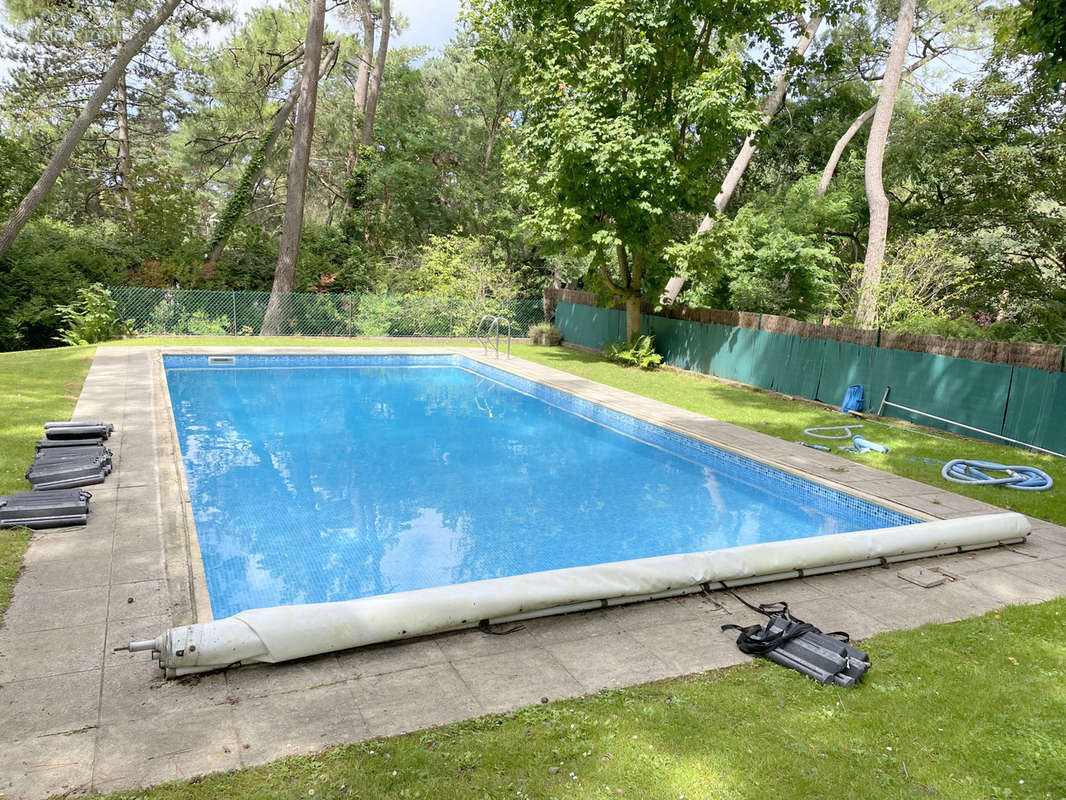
left=232, top=291, right=238, bottom=337
left=349, top=294, right=354, bottom=337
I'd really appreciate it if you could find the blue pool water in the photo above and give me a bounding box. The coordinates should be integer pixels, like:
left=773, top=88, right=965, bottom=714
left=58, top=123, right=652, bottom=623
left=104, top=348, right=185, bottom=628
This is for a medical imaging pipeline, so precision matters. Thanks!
left=164, top=355, right=917, bottom=619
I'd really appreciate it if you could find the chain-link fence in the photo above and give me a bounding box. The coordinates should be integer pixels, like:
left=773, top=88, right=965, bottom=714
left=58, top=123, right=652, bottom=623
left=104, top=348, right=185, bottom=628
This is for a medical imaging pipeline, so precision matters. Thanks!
left=109, top=286, right=546, bottom=338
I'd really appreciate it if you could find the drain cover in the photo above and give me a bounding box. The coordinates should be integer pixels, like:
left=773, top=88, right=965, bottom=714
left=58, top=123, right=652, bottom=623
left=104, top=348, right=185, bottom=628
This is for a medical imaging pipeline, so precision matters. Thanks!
left=897, top=566, right=947, bottom=588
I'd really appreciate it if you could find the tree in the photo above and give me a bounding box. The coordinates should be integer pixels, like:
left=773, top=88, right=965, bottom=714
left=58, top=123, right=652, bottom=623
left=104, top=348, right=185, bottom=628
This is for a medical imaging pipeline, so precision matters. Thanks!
left=854, top=0, right=917, bottom=328
left=472, top=0, right=797, bottom=339
left=0, top=0, right=189, bottom=260
left=696, top=11, right=825, bottom=234
left=261, top=0, right=327, bottom=336
left=815, top=49, right=942, bottom=196
left=202, top=38, right=341, bottom=273
left=1015, top=0, right=1066, bottom=81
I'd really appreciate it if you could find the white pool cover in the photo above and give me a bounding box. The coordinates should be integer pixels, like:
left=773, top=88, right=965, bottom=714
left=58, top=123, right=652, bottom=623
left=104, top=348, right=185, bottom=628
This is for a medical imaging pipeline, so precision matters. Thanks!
left=129, top=512, right=1029, bottom=677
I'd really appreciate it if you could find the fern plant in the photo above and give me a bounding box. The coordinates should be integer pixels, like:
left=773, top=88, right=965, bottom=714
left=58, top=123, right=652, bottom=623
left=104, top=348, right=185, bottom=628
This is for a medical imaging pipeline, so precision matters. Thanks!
left=602, top=334, right=663, bottom=369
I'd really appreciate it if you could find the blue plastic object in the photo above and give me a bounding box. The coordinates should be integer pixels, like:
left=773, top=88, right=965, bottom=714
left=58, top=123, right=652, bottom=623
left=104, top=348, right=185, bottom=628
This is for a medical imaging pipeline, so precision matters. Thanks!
left=851, top=435, right=889, bottom=454
left=839, top=384, right=864, bottom=414
left=941, top=459, right=1053, bottom=491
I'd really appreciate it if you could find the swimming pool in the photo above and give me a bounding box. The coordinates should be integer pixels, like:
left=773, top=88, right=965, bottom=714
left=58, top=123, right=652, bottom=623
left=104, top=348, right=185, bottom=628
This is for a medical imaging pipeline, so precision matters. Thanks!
left=165, top=354, right=916, bottom=619
left=140, top=352, right=1028, bottom=676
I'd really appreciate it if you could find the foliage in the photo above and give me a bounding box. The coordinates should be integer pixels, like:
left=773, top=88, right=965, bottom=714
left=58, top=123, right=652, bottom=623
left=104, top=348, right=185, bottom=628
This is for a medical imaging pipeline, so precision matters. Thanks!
left=408, top=233, right=519, bottom=301
left=145, top=298, right=229, bottom=336
left=471, top=0, right=802, bottom=332
left=603, top=334, right=663, bottom=369
left=0, top=0, right=1064, bottom=351
left=0, top=133, right=40, bottom=217
left=0, top=219, right=133, bottom=350
left=54, top=284, right=131, bottom=345
left=686, top=178, right=847, bottom=318
left=1014, top=0, right=1066, bottom=81
left=528, top=322, right=563, bottom=345
left=295, top=224, right=376, bottom=294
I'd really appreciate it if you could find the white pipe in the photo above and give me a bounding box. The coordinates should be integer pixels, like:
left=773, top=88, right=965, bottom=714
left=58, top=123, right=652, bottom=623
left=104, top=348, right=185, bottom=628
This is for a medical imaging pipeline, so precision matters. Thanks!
left=878, top=386, right=1065, bottom=458
left=129, top=513, right=1029, bottom=677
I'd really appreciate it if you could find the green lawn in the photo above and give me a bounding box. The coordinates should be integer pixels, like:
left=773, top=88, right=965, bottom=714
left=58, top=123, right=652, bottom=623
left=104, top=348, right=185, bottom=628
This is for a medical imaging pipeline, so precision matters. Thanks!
left=96, top=598, right=1066, bottom=800
left=0, top=345, right=94, bottom=621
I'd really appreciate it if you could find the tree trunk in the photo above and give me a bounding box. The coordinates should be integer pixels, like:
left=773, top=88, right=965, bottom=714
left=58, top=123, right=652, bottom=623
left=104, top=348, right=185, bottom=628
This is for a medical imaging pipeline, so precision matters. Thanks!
left=360, top=0, right=390, bottom=147
left=696, top=13, right=822, bottom=234
left=0, top=0, right=185, bottom=261
left=855, top=0, right=917, bottom=329
left=605, top=245, right=644, bottom=339
left=115, top=73, right=132, bottom=213
left=203, top=39, right=339, bottom=274
left=114, top=12, right=132, bottom=215
left=624, top=295, right=641, bottom=340
left=261, top=0, right=327, bottom=336
left=816, top=52, right=944, bottom=197
left=344, top=0, right=375, bottom=185
left=353, top=1, right=374, bottom=114
left=816, top=106, right=875, bottom=197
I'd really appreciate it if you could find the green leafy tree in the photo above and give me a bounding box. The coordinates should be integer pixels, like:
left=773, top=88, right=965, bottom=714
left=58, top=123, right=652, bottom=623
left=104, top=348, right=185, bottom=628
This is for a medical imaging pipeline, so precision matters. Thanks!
left=471, top=0, right=800, bottom=339
left=686, top=177, right=847, bottom=317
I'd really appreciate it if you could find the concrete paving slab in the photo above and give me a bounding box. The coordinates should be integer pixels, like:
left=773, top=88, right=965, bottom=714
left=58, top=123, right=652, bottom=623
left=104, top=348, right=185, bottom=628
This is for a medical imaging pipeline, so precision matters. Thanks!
left=106, top=578, right=169, bottom=621
left=98, top=661, right=229, bottom=725
left=108, top=547, right=166, bottom=584
left=451, top=648, right=584, bottom=713
left=1, top=668, right=102, bottom=740
left=13, top=555, right=113, bottom=593
left=523, top=607, right=626, bottom=645
left=336, top=637, right=448, bottom=679
left=233, top=682, right=369, bottom=767
left=0, top=726, right=95, bottom=800
left=349, top=663, right=484, bottom=738
left=3, top=585, right=110, bottom=632
left=0, top=623, right=106, bottom=683
left=435, top=625, right=541, bottom=661
left=20, top=530, right=113, bottom=565
left=92, top=703, right=241, bottom=792
left=544, top=632, right=675, bottom=692
left=225, top=653, right=346, bottom=701
left=627, top=621, right=752, bottom=675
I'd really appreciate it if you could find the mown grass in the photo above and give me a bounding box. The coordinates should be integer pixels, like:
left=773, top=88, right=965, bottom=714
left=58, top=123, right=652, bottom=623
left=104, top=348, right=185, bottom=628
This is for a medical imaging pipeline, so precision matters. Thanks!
left=0, top=345, right=94, bottom=621
left=511, top=344, right=1064, bottom=526
left=98, top=598, right=1066, bottom=800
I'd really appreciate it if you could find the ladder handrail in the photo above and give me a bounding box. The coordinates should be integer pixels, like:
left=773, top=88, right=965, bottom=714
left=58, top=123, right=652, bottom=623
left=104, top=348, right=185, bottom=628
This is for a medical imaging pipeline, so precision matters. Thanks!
left=475, top=313, right=512, bottom=358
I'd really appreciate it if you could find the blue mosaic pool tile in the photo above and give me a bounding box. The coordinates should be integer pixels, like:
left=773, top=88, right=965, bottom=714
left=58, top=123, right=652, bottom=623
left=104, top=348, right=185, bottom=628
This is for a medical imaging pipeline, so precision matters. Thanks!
left=164, top=352, right=917, bottom=530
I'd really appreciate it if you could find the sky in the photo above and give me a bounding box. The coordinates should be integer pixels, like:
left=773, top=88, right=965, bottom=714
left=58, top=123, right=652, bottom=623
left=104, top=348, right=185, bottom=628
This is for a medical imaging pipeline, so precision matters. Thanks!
left=224, top=0, right=461, bottom=51
left=0, top=0, right=461, bottom=79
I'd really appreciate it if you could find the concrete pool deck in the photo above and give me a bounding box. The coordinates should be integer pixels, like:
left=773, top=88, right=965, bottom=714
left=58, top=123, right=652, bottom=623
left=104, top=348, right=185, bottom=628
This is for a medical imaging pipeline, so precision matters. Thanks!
left=2, top=345, right=1064, bottom=799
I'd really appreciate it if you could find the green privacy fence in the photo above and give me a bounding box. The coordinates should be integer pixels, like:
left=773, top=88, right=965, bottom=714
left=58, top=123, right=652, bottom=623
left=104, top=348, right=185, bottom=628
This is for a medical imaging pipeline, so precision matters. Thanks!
left=109, top=286, right=545, bottom=338
left=551, top=292, right=1066, bottom=455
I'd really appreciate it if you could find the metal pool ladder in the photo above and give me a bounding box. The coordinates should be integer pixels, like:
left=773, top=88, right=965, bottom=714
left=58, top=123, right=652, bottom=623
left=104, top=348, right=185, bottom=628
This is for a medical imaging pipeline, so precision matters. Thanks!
left=476, top=314, right=512, bottom=358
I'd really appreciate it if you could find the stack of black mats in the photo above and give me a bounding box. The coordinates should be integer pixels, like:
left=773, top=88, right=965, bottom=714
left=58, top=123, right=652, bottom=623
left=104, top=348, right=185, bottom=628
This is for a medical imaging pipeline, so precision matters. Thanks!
left=0, top=421, right=114, bottom=530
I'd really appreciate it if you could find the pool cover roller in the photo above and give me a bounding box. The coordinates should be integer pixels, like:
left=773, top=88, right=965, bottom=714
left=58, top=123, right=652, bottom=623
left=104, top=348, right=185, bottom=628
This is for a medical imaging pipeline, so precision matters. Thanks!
left=127, top=512, right=1030, bottom=677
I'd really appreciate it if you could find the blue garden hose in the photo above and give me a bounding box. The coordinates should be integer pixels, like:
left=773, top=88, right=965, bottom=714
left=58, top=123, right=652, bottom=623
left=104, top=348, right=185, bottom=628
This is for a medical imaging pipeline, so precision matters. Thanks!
left=941, top=459, right=1053, bottom=491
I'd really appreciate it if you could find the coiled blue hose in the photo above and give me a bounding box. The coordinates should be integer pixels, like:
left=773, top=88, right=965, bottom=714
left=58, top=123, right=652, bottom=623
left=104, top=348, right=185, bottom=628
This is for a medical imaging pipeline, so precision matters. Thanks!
left=941, top=459, right=1053, bottom=491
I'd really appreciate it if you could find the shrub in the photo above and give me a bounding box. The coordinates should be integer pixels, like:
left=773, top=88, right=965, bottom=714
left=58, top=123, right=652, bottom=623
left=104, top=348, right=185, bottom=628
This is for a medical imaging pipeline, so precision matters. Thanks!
left=528, top=322, right=563, bottom=345
left=54, top=284, right=131, bottom=345
left=143, top=297, right=229, bottom=336
left=603, top=334, right=663, bottom=369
